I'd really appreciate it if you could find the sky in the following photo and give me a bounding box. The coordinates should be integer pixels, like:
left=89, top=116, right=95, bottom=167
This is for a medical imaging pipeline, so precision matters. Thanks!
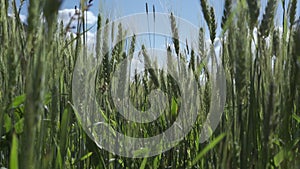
left=10, top=0, right=300, bottom=79
left=15, top=0, right=216, bottom=24
left=13, top=0, right=300, bottom=38
left=11, top=0, right=300, bottom=62
left=15, top=0, right=223, bottom=33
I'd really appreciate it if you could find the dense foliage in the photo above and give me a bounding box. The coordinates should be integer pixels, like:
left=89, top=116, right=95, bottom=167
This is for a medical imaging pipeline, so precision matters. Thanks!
left=0, top=0, right=300, bottom=168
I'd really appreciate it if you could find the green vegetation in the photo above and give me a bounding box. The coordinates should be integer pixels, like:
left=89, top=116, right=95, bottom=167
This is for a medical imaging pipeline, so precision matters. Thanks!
left=1, top=0, right=300, bottom=168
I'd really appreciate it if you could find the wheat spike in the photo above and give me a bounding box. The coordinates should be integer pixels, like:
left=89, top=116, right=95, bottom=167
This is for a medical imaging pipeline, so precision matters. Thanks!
left=293, top=21, right=300, bottom=57
left=145, top=3, right=148, bottom=15
left=246, top=0, right=259, bottom=29
left=170, top=12, right=180, bottom=56
left=200, top=0, right=210, bottom=26
left=209, top=7, right=216, bottom=42
left=198, top=28, right=205, bottom=58
left=141, top=45, right=159, bottom=87
left=259, top=0, right=278, bottom=37
left=289, top=0, right=297, bottom=27
left=221, top=0, right=231, bottom=29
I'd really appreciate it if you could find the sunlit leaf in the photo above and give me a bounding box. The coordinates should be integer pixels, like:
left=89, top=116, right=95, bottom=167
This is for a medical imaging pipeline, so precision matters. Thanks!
left=292, top=114, right=300, bottom=124
left=11, top=94, right=26, bottom=108
left=4, top=114, right=12, bottom=133
left=80, top=152, right=93, bottom=161
left=14, top=118, right=24, bottom=134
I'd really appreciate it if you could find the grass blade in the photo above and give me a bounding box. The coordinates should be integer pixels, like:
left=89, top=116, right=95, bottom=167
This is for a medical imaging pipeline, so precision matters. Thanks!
left=191, top=133, right=226, bottom=166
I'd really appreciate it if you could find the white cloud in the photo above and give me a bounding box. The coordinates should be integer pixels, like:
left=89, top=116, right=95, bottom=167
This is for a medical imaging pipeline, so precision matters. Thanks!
left=86, top=31, right=96, bottom=51
left=58, top=8, right=97, bottom=25
left=65, top=30, right=96, bottom=53
left=19, top=14, right=27, bottom=23
left=7, top=13, right=27, bottom=24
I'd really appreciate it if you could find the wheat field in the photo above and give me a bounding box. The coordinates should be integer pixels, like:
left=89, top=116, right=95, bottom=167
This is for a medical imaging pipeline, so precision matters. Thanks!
left=0, top=0, right=300, bottom=168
